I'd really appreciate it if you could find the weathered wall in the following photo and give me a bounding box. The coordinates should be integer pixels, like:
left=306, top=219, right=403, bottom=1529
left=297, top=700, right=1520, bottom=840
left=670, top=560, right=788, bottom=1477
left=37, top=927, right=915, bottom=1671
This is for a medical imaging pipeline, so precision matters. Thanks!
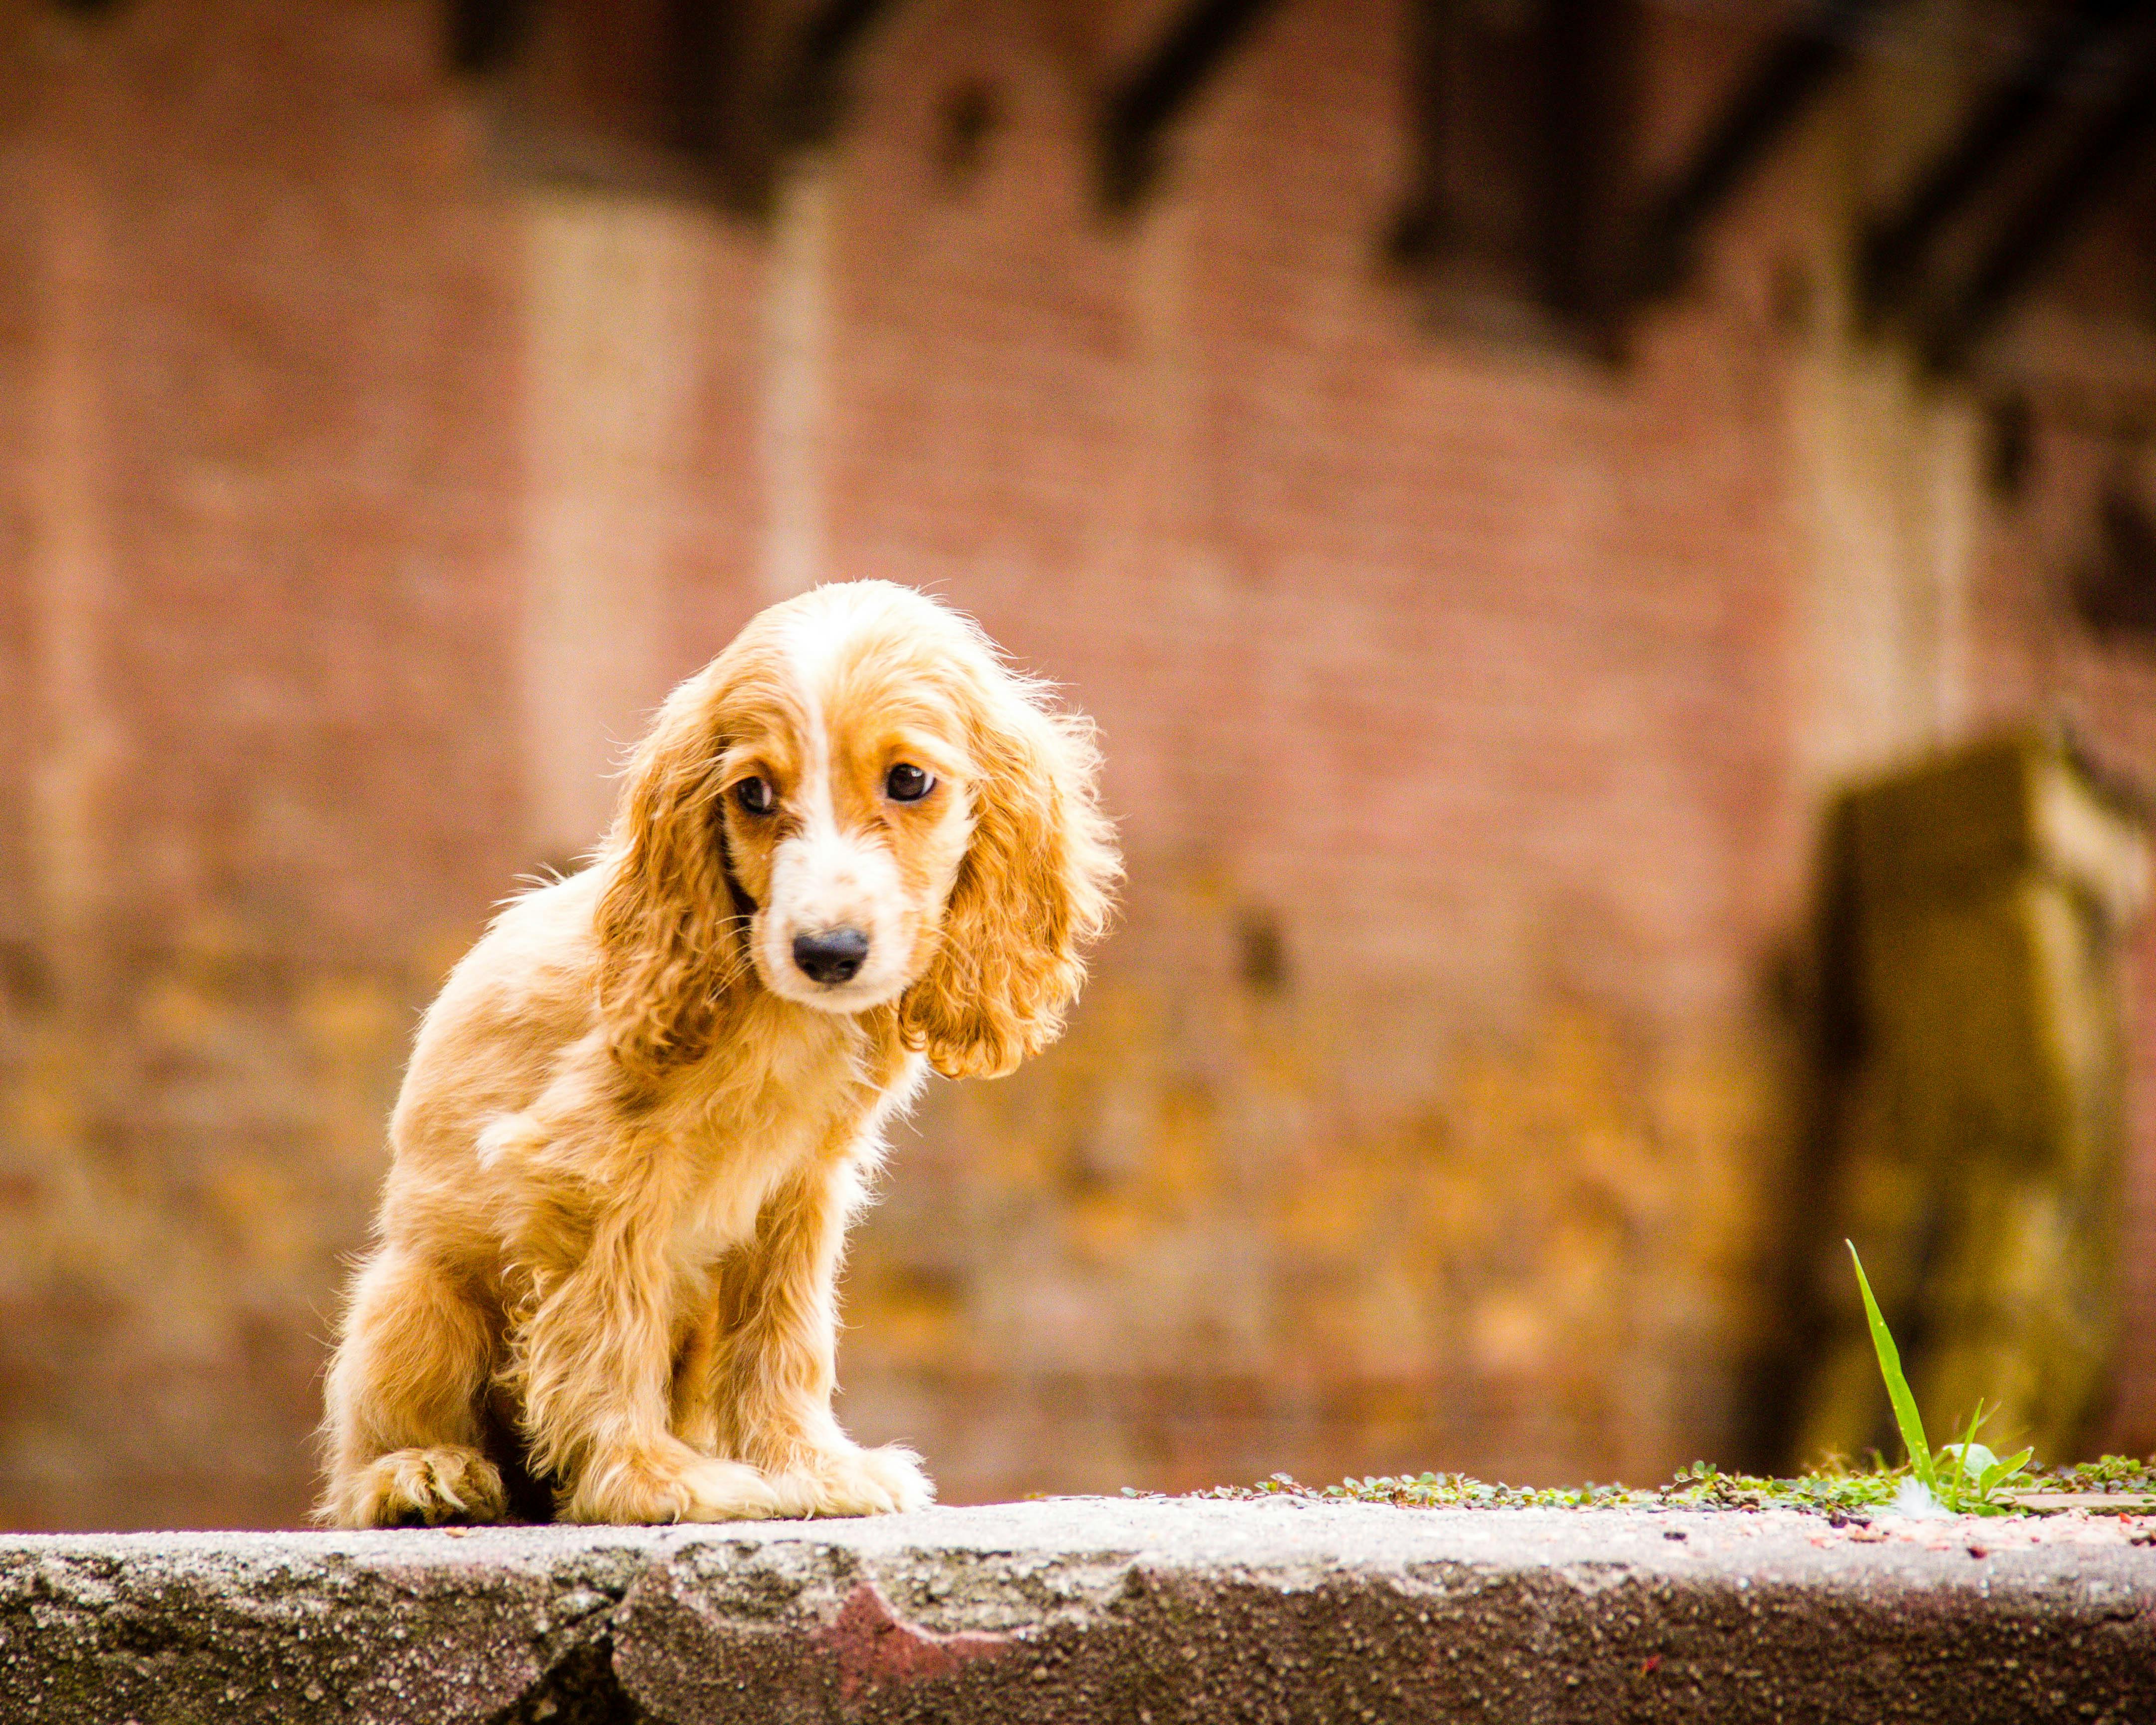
left=818, top=0, right=1814, bottom=1497
left=0, top=0, right=2149, bottom=1528
left=10, top=1501, right=2156, bottom=1724
left=0, top=0, right=530, bottom=1527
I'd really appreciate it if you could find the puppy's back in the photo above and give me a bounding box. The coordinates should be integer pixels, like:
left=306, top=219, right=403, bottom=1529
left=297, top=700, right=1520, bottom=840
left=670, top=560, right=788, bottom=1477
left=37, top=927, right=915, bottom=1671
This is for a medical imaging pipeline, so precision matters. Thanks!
left=382, top=870, right=609, bottom=1223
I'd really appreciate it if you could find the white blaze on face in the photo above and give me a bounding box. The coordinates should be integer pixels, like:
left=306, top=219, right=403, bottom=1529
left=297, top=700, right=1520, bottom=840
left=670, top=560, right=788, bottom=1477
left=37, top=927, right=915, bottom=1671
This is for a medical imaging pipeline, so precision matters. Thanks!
left=759, top=610, right=910, bottom=1010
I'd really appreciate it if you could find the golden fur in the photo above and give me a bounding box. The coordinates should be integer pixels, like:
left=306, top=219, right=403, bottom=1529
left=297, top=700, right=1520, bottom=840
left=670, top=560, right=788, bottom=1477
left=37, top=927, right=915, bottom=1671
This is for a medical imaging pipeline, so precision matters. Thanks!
left=319, top=581, right=1118, bottom=1526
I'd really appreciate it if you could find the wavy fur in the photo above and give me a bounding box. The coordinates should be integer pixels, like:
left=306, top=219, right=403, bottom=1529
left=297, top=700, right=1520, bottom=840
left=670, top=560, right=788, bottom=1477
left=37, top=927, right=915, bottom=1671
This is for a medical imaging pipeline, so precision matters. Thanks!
left=318, top=582, right=1118, bottom=1527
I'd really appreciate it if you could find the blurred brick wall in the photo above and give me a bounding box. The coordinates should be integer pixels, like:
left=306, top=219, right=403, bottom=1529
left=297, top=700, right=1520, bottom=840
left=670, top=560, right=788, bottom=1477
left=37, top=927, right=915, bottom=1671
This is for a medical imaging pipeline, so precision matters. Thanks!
left=0, top=0, right=529, bottom=1526
left=1961, top=421, right=2156, bottom=1457
left=820, top=0, right=1811, bottom=1497
left=0, top=0, right=2148, bottom=1527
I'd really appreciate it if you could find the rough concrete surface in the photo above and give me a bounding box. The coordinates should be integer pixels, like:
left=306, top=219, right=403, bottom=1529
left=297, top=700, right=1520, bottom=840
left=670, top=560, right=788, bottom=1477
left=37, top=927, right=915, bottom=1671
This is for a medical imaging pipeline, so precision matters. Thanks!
left=2, top=1495, right=2153, bottom=1723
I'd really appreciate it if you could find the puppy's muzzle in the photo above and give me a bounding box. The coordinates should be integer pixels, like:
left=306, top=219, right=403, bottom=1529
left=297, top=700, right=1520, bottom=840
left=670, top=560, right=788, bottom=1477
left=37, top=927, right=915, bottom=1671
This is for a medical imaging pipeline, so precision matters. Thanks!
left=793, top=926, right=870, bottom=985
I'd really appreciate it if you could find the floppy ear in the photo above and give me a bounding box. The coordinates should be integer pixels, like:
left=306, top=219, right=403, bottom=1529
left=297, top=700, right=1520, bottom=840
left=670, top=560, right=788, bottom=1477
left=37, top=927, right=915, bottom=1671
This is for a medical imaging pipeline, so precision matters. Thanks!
left=594, top=670, right=742, bottom=1086
left=899, top=683, right=1120, bottom=1080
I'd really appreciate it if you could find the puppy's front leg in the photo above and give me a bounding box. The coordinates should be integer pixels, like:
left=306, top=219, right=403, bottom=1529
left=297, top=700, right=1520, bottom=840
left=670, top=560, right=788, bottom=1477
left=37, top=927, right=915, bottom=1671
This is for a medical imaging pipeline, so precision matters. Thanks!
left=516, top=1217, right=784, bottom=1525
left=707, top=1155, right=933, bottom=1516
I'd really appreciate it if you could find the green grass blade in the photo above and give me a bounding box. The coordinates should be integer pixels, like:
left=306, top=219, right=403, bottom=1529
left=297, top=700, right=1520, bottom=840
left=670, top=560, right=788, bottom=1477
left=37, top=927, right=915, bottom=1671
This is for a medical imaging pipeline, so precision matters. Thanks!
left=1944, top=1405, right=1985, bottom=1510
left=1848, top=1241, right=1932, bottom=1490
left=1975, top=1447, right=2024, bottom=1500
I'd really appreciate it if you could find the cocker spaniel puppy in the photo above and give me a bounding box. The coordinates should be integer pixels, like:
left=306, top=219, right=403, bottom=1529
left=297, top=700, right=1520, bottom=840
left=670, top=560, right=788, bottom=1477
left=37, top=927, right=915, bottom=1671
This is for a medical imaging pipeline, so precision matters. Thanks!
left=320, top=581, right=1117, bottom=1526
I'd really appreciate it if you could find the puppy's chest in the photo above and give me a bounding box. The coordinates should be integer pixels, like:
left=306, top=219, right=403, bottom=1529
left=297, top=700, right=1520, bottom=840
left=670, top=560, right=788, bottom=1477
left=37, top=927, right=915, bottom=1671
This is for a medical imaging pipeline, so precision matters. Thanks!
left=664, top=1048, right=867, bottom=1258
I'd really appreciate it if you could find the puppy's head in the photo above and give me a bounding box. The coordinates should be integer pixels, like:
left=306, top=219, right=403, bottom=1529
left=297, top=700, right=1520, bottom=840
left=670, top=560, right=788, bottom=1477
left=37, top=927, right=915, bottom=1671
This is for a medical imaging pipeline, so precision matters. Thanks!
left=597, top=581, right=1119, bottom=1083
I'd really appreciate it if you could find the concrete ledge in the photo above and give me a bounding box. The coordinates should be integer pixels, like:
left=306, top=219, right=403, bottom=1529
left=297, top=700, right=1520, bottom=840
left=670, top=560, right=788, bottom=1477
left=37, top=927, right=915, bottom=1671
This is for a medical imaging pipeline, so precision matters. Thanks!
left=4, top=1496, right=2154, bottom=1723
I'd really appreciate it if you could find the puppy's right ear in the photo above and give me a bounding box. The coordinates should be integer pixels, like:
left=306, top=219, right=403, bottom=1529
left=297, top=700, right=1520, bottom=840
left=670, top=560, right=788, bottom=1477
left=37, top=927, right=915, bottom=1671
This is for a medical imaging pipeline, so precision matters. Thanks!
left=595, top=669, right=740, bottom=1086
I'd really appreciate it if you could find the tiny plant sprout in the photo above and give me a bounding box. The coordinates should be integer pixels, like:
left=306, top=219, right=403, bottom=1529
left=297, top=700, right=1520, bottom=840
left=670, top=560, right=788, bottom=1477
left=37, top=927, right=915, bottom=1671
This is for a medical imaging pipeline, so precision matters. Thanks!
left=1847, top=1241, right=2033, bottom=1514
left=1847, top=1241, right=1934, bottom=1492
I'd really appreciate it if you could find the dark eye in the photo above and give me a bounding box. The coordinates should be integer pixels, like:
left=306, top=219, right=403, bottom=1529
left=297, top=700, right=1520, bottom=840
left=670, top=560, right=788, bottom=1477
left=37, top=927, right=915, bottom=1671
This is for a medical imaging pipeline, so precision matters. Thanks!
left=885, top=763, right=933, bottom=803
left=733, top=777, right=774, bottom=815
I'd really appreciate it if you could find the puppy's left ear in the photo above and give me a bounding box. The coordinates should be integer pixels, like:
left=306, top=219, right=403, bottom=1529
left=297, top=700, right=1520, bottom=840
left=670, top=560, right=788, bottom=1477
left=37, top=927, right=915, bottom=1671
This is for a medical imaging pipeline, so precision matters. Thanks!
left=899, top=681, right=1120, bottom=1080
left=595, top=669, right=741, bottom=1086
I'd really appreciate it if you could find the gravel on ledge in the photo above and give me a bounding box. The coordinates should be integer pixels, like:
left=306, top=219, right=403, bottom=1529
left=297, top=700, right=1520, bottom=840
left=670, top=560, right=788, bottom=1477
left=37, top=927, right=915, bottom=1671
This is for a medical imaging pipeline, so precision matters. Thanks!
left=3, top=1494, right=2153, bottom=1723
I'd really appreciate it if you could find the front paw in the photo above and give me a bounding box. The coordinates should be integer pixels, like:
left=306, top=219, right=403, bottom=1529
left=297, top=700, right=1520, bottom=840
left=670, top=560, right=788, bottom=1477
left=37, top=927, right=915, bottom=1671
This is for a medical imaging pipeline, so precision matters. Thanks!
left=774, top=1442, right=935, bottom=1518
left=326, top=1445, right=508, bottom=1528
left=565, top=1441, right=786, bottom=1525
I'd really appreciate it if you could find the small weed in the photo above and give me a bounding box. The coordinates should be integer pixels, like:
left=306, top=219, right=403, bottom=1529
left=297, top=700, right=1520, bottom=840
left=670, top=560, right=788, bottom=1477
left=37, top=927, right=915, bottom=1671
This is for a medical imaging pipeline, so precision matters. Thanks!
left=2042, top=1454, right=2156, bottom=1492
left=1847, top=1241, right=2032, bottom=1515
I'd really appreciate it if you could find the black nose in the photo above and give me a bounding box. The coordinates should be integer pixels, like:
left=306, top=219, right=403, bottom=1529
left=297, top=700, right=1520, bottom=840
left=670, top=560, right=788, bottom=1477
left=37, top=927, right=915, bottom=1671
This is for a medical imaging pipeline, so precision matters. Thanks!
left=793, top=926, right=870, bottom=985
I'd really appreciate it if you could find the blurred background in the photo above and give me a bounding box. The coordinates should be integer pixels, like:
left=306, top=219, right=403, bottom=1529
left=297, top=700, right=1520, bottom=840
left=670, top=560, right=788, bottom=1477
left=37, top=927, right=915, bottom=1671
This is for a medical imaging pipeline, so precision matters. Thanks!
left=2, top=0, right=2156, bottom=1530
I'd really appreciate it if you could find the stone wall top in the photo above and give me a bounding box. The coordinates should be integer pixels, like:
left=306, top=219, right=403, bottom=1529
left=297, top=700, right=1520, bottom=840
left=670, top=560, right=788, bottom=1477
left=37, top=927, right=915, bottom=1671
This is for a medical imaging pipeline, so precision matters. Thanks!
left=5, top=1496, right=2153, bottom=1723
